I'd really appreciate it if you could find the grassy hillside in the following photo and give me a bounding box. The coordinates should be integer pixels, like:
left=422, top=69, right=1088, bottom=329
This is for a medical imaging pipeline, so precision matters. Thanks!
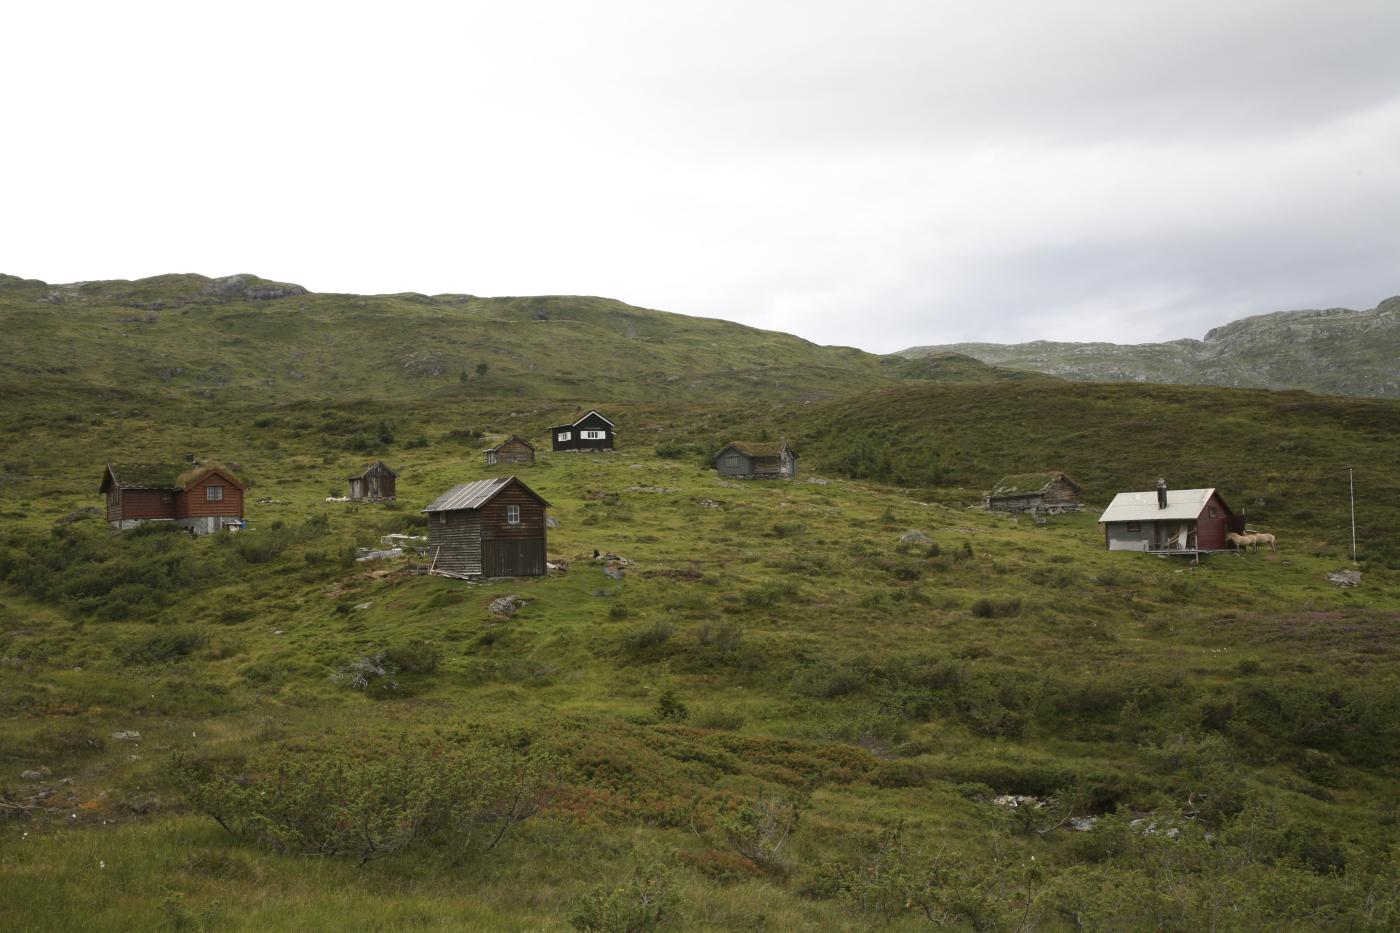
left=0, top=273, right=1012, bottom=405
left=2, top=393, right=1399, bottom=929
left=802, top=381, right=1400, bottom=565
left=900, top=296, right=1400, bottom=399
left=2, top=276, right=1399, bottom=930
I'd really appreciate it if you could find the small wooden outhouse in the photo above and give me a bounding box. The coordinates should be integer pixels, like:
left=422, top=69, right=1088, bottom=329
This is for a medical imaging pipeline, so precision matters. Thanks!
left=348, top=461, right=398, bottom=501
left=422, top=476, right=550, bottom=578
left=485, top=435, right=536, bottom=466
left=986, top=472, right=1082, bottom=512
left=714, top=442, right=798, bottom=480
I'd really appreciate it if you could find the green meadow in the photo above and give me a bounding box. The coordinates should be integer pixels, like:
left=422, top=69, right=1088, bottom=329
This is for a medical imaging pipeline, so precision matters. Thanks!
left=2, top=277, right=1399, bottom=930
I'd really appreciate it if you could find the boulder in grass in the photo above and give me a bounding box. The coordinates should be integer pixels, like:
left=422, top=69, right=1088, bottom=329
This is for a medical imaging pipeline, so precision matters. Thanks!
left=1325, top=570, right=1361, bottom=587
left=488, top=595, right=527, bottom=617
left=899, top=530, right=932, bottom=545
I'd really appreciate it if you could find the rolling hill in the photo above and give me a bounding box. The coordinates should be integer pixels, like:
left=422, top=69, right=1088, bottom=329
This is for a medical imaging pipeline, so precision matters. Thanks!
left=899, top=296, right=1400, bottom=398
left=0, top=272, right=1020, bottom=406
left=2, top=272, right=1399, bottom=930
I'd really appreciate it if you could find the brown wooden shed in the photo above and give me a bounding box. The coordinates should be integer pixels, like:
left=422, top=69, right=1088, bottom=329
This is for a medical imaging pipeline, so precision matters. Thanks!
left=422, top=476, right=550, bottom=578
left=986, top=472, right=1082, bottom=512
left=348, top=461, right=398, bottom=501
left=485, top=435, right=536, bottom=466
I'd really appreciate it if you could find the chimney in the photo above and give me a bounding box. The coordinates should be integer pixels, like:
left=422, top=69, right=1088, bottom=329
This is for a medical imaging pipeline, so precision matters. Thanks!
left=1156, top=477, right=1167, bottom=510
left=185, top=453, right=197, bottom=464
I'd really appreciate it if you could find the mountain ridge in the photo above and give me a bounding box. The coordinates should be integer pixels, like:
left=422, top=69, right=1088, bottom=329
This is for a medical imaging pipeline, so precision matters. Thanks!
left=0, top=272, right=1025, bottom=404
left=899, top=296, right=1400, bottom=398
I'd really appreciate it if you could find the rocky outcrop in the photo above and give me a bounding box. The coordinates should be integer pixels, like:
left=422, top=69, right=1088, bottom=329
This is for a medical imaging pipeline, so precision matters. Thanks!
left=901, top=296, right=1400, bottom=399
left=199, top=274, right=308, bottom=301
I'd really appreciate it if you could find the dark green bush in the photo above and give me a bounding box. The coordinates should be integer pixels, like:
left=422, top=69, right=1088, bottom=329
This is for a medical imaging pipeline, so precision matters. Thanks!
left=117, top=629, right=207, bottom=664
left=620, top=621, right=674, bottom=656
left=568, top=858, right=680, bottom=932
left=384, top=639, right=442, bottom=674
left=174, top=733, right=555, bottom=863
left=655, top=689, right=689, bottom=722
left=971, top=597, right=1021, bottom=619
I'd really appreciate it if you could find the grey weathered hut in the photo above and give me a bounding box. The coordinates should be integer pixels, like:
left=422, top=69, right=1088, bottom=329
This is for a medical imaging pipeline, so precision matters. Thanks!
left=422, top=476, right=550, bottom=578
left=348, top=461, right=397, bottom=501
left=714, top=442, right=798, bottom=480
left=986, top=472, right=1082, bottom=512
left=484, top=435, right=536, bottom=466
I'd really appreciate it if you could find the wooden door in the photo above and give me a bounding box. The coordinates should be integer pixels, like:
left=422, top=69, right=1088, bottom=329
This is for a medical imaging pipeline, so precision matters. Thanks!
left=483, top=539, right=546, bottom=576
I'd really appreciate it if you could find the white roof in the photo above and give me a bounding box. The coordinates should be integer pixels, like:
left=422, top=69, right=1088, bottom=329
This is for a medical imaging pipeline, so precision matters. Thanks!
left=1098, top=488, right=1216, bottom=523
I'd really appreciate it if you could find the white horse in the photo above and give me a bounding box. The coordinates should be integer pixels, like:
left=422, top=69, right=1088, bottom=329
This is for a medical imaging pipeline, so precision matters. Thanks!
left=1225, top=532, right=1253, bottom=553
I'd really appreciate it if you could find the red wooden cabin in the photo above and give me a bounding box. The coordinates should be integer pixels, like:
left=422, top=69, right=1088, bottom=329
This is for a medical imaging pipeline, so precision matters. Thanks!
left=100, top=461, right=246, bottom=535
left=1098, top=480, right=1245, bottom=554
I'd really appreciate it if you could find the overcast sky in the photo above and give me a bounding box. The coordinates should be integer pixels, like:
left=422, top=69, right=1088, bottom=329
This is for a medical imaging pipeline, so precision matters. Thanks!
left=5, top=1, right=1398, bottom=352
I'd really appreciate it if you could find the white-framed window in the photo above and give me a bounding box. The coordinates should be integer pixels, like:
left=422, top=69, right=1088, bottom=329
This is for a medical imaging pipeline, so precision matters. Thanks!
left=582, top=430, right=606, bottom=440
left=206, top=485, right=224, bottom=501
left=557, top=431, right=571, bottom=442
left=506, top=504, right=521, bottom=524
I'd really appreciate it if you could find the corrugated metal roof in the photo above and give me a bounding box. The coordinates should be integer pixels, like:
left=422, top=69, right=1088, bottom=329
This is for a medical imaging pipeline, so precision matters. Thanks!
left=1098, top=488, right=1216, bottom=523
left=421, top=476, right=550, bottom=512
left=422, top=477, right=512, bottom=512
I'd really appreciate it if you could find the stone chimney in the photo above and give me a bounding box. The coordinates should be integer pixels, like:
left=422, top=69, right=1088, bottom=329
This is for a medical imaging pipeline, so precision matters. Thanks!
left=1156, top=477, right=1168, bottom=510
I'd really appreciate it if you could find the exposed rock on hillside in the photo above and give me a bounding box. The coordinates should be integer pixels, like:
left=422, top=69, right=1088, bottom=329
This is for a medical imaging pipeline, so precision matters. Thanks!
left=901, top=296, right=1400, bottom=398
left=199, top=274, right=307, bottom=301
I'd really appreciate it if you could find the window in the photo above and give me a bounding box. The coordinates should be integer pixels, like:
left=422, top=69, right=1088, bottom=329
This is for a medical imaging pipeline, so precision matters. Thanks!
left=160, top=492, right=172, bottom=504
left=1208, top=507, right=1218, bottom=518
left=582, top=430, right=606, bottom=439
left=206, top=485, right=224, bottom=501
left=506, top=504, right=521, bottom=525
left=1125, top=521, right=1141, bottom=532
left=557, top=431, right=571, bottom=442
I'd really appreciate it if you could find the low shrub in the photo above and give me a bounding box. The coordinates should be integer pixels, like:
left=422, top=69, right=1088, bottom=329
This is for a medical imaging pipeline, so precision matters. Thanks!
left=655, top=689, right=689, bottom=722
left=117, top=629, right=207, bottom=664
left=620, top=621, right=674, bottom=657
left=971, top=597, right=1022, bottom=619
left=384, top=639, right=442, bottom=674
left=568, top=857, right=680, bottom=932
left=175, top=734, right=555, bottom=863
left=719, top=794, right=803, bottom=874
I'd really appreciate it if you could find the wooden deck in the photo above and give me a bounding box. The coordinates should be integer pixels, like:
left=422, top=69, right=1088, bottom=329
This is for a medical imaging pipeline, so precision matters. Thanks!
left=1145, top=547, right=1232, bottom=557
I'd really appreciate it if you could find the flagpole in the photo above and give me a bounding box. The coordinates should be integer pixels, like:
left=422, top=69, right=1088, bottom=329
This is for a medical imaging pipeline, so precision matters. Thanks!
left=1349, top=466, right=1357, bottom=565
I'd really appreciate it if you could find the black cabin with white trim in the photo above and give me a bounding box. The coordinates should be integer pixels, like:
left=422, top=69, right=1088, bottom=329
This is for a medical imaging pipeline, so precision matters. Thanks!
left=551, top=410, right=615, bottom=452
